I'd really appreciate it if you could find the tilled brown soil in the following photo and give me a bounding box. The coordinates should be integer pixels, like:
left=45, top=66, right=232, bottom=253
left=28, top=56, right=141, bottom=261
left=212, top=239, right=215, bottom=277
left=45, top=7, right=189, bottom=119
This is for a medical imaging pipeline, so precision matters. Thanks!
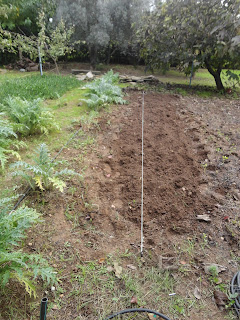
left=2, top=90, right=240, bottom=320
left=85, top=92, right=216, bottom=253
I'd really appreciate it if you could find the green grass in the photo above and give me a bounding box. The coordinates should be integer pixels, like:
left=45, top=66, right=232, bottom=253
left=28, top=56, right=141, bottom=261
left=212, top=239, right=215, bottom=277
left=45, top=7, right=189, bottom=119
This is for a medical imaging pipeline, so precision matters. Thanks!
left=0, top=74, right=80, bottom=101
left=156, top=69, right=240, bottom=88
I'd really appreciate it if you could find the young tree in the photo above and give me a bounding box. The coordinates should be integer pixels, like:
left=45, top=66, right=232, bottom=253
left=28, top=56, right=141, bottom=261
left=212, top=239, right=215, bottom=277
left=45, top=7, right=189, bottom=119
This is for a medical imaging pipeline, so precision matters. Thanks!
left=138, top=0, right=240, bottom=91
left=38, top=12, right=75, bottom=74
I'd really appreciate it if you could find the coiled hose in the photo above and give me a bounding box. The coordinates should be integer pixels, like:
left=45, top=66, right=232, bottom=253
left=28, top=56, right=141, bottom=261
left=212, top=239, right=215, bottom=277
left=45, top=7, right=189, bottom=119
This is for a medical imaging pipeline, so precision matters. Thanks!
left=230, top=271, right=240, bottom=317
left=105, top=308, right=172, bottom=320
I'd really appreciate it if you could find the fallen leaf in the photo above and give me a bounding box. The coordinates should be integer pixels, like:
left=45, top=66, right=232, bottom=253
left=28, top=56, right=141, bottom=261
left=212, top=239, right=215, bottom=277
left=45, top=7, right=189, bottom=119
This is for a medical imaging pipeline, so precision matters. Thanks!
left=180, top=260, right=187, bottom=265
left=106, top=266, right=114, bottom=272
left=204, top=263, right=227, bottom=275
left=213, top=290, right=229, bottom=307
left=130, top=296, right=138, bottom=304
left=193, top=287, right=201, bottom=300
left=113, top=262, right=123, bottom=278
left=127, top=264, right=137, bottom=270
left=148, top=313, right=156, bottom=320
left=98, top=258, right=105, bottom=264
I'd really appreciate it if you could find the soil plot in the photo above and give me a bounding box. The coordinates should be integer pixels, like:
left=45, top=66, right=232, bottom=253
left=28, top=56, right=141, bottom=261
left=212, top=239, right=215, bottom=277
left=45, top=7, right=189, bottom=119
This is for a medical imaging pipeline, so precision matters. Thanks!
left=87, top=92, right=215, bottom=255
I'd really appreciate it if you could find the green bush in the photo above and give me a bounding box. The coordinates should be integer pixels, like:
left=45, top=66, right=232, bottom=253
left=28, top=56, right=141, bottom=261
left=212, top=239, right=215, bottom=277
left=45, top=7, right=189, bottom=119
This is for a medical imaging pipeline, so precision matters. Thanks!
left=0, top=114, right=24, bottom=170
left=0, top=97, right=59, bottom=135
left=0, top=74, right=80, bottom=101
left=11, top=143, right=80, bottom=192
left=0, top=196, right=56, bottom=297
left=81, top=70, right=126, bottom=109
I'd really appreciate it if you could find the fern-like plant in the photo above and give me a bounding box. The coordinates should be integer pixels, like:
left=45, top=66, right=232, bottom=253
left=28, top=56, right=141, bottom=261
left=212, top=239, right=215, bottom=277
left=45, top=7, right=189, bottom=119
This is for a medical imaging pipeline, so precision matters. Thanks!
left=81, top=70, right=126, bottom=109
left=0, top=97, right=59, bottom=136
left=0, top=196, right=56, bottom=297
left=0, top=113, right=24, bottom=170
left=11, top=143, right=80, bottom=192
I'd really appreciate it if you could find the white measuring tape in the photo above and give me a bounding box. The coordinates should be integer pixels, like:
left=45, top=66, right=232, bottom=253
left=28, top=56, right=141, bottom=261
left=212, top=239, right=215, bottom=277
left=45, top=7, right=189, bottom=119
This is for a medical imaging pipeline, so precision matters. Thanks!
left=140, top=91, right=145, bottom=256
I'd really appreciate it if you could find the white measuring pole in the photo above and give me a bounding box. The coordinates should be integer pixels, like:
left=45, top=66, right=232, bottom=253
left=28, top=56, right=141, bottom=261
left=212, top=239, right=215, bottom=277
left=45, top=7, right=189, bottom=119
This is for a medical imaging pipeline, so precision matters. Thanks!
left=140, top=92, right=145, bottom=256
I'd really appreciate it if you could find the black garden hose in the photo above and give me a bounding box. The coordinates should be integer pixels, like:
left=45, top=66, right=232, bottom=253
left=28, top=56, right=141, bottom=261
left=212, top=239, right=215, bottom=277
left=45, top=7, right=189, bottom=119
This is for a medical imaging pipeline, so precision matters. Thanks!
left=104, top=308, right=172, bottom=320
left=230, top=271, right=240, bottom=317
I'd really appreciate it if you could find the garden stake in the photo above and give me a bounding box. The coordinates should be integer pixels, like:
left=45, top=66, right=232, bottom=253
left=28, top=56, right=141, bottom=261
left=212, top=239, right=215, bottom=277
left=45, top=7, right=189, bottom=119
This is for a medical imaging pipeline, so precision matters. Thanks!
left=39, top=297, right=48, bottom=320
left=38, top=45, right=43, bottom=76
left=141, top=91, right=145, bottom=257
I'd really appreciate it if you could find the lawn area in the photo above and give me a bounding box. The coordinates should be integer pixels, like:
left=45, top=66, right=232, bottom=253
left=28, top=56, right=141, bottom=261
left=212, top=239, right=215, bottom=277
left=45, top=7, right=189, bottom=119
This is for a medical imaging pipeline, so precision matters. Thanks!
left=157, top=69, right=240, bottom=87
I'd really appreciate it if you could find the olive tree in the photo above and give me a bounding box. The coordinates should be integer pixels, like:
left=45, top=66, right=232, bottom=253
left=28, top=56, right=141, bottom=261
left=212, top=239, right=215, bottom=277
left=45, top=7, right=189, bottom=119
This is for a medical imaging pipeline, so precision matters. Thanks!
left=138, top=0, right=240, bottom=90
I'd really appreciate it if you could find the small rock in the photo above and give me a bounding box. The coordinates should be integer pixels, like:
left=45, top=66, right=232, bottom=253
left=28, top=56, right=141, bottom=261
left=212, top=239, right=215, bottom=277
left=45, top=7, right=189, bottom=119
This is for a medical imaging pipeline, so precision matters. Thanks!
left=19, top=68, right=26, bottom=72
left=51, top=286, right=56, bottom=292
left=86, top=71, right=94, bottom=79
left=52, top=305, right=58, bottom=310
left=197, top=214, right=211, bottom=222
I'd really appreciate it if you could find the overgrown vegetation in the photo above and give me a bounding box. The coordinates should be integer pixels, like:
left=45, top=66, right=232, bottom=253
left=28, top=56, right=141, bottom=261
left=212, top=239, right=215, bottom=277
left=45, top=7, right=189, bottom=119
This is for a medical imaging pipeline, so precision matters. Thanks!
left=0, top=114, right=23, bottom=169
left=0, top=195, right=56, bottom=297
left=0, top=97, right=59, bottom=135
left=0, top=74, right=80, bottom=101
left=11, top=143, right=80, bottom=192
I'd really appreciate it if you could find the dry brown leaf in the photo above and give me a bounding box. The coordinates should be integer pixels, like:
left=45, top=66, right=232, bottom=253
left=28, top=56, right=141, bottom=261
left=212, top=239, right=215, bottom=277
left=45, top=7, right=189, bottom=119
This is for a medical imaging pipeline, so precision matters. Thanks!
left=193, top=287, right=201, bottom=300
left=148, top=313, right=156, bottom=320
left=98, top=258, right=105, bottom=264
left=130, top=296, right=138, bottom=304
left=213, top=290, right=229, bottom=307
left=127, top=264, right=137, bottom=270
left=113, top=262, right=123, bottom=278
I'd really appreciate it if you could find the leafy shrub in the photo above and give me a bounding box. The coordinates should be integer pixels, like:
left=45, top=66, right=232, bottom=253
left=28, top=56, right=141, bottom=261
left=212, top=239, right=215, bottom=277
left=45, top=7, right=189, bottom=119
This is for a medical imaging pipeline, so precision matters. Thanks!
left=11, top=143, right=80, bottom=192
left=81, top=70, right=126, bottom=109
left=0, top=97, right=59, bottom=136
left=0, top=114, right=24, bottom=170
left=0, top=196, right=56, bottom=297
left=0, top=74, right=80, bottom=101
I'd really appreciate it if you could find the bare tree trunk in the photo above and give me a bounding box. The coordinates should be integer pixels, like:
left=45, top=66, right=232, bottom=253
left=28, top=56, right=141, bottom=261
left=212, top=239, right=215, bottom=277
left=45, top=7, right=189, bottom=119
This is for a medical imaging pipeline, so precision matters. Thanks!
left=19, top=49, right=23, bottom=64
left=89, top=45, right=98, bottom=70
left=53, top=59, right=60, bottom=75
left=205, top=59, right=224, bottom=91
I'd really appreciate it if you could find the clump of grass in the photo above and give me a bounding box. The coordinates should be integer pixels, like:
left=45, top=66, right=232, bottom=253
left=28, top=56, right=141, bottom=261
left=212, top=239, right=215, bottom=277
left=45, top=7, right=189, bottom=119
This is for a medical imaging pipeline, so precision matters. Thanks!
left=0, top=74, right=80, bottom=101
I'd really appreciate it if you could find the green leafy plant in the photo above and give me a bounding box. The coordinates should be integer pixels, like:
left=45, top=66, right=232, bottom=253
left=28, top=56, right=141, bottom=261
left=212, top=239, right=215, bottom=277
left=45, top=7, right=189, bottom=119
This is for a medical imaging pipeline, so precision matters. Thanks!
left=11, top=143, right=80, bottom=192
left=81, top=70, right=126, bottom=109
left=0, top=113, right=24, bottom=170
left=0, top=97, right=59, bottom=135
left=0, top=196, right=56, bottom=297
